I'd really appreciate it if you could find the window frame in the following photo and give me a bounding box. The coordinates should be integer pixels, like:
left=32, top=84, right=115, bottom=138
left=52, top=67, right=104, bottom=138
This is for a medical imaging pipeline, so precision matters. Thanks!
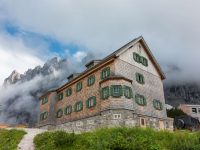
left=40, top=111, right=48, bottom=121
left=56, top=109, right=63, bottom=118
left=110, top=85, right=123, bottom=98
left=57, top=93, right=63, bottom=101
left=64, top=105, right=72, bottom=115
left=101, top=86, right=110, bottom=100
left=101, top=67, right=111, bottom=80
left=66, top=88, right=72, bottom=97
left=123, top=86, right=133, bottom=99
left=76, top=82, right=82, bottom=92
left=42, top=97, right=48, bottom=105
left=135, top=94, right=147, bottom=106
left=153, top=99, right=163, bottom=110
left=87, top=75, right=95, bottom=86
left=192, top=108, right=197, bottom=113
left=133, top=52, right=140, bottom=63
left=74, top=101, right=83, bottom=112
left=86, top=96, right=96, bottom=108
left=136, top=73, right=145, bottom=84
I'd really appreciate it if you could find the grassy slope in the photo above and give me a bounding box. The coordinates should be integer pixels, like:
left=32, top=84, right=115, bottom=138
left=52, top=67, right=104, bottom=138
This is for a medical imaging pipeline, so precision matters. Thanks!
left=34, top=127, right=200, bottom=150
left=0, top=129, right=26, bottom=150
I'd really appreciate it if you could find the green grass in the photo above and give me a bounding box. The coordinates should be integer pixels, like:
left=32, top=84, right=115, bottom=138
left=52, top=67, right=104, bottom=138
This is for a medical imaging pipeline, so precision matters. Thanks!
left=0, top=129, right=26, bottom=150
left=34, top=127, right=200, bottom=150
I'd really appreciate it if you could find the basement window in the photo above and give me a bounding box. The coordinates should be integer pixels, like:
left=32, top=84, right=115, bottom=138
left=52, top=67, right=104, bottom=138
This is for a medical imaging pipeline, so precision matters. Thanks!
left=86, top=96, right=96, bottom=108
left=140, top=118, right=146, bottom=126
left=113, top=114, right=121, bottom=119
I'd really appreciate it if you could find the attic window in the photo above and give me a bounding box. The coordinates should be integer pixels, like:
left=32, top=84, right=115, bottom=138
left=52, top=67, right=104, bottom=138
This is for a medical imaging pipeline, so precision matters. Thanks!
left=136, top=73, right=145, bottom=84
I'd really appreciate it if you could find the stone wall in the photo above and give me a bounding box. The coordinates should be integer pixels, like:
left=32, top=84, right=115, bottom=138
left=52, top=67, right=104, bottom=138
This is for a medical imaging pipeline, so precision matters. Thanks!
left=47, top=109, right=174, bottom=133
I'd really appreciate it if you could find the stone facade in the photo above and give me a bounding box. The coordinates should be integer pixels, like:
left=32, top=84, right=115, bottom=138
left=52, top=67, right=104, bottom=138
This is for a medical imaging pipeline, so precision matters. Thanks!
left=37, top=36, right=173, bottom=131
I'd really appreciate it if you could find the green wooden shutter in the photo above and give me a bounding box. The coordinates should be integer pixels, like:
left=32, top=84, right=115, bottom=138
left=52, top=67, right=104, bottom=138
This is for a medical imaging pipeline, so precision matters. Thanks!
left=86, top=99, right=89, bottom=108
left=110, top=86, right=114, bottom=96
left=93, top=97, right=96, bottom=106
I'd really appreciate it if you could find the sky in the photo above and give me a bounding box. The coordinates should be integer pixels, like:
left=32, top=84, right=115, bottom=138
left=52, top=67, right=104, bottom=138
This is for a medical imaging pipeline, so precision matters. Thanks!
left=0, top=0, right=200, bottom=84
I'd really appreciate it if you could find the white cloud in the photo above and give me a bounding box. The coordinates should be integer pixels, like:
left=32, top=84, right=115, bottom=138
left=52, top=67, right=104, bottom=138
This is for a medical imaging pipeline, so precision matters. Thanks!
left=0, top=31, right=44, bottom=84
left=73, top=51, right=87, bottom=62
left=0, top=0, right=200, bottom=81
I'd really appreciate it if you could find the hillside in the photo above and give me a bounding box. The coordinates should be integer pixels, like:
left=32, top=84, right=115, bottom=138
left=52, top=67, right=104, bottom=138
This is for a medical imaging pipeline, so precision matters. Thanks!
left=34, top=127, right=200, bottom=150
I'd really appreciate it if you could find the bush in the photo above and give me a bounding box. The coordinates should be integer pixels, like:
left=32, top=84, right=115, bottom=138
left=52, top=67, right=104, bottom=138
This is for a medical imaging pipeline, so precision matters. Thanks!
left=34, top=127, right=200, bottom=150
left=0, top=129, right=26, bottom=150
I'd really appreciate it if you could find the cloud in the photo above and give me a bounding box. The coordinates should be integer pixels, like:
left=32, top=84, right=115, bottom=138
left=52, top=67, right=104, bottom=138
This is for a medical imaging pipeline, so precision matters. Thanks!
left=0, top=0, right=200, bottom=83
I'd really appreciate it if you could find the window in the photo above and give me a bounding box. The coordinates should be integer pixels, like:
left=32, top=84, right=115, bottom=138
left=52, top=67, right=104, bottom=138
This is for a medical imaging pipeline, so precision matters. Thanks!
left=140, top=56, right=148, bottom=66
left=101, top=67, right=110, bottom=80
left=101, top=86, right=109, bottom=100
left=40, top=111, right=48, bottom=121
left=192, top=108, right=197, bottom=113
left=133, top=52, right=148, bottom=67
left=42, top=97, right=48, bottom=105
left=133, top=52, right=140, bottom=63
left=64, top=105, right=72, bottom=115
left=140, top=118, right=146, bottom=126
left=76, top=82, right=82, bottom=92
left=136, top=73, right=145, bottom=84
left=198, top=108, right=200, bottom=113
left=110, top=85, right=122, bottom=98
left=74, top=101, right=83, bottom=112
left=124, top=86, right=133, bottom=99
left=135, top=94, right=146, bottom=106
left=66, top=88, right=72, bottom=97
left=57, top=93, right=63, bottom=101
left=87, top=75, right=95, bottom=86
left=113, top=114, right=121, bottom=119
left=86, top=96, right=96, bottom=108
left=56, top=109, right=63, bottom=118
left=153, top=100, right=163, bottom=110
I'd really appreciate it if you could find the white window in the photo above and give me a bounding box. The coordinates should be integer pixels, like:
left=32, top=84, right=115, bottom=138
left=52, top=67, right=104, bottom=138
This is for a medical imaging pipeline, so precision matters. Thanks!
left=113, top=114, right=121, bottom=119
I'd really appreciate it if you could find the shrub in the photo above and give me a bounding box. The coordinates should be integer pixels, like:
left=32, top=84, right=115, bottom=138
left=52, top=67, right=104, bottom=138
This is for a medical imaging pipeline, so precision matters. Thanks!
left=34, top=127, right=200, bottom=150
left=0, top=129, right=26, bottom=150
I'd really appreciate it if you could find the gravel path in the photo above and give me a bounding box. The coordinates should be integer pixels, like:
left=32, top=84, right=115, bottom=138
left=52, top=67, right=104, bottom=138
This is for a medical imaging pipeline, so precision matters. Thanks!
left=18, top=128, right=46, bottom=150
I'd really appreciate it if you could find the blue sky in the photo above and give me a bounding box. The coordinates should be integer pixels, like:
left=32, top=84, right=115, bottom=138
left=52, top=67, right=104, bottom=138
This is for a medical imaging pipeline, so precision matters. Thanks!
left=0, top=0, right=200, bottom=84
left=3, top=22, right=80, bottom=57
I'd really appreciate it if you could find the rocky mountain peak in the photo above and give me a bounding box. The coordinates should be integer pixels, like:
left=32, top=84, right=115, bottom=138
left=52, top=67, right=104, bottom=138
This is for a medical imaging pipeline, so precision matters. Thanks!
left=3, top=70, right=21, bottom=87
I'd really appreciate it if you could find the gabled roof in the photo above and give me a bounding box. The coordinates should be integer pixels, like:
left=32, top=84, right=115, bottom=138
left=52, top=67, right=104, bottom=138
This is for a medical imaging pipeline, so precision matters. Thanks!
left=113, top=36, right=165, bottom=79
left=40, top=36, right=165, bottom=98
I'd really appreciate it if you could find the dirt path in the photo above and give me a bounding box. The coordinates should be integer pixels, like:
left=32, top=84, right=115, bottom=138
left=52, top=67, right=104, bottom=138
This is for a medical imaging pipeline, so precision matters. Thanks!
left=18, top=128, right=46, bottom=150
